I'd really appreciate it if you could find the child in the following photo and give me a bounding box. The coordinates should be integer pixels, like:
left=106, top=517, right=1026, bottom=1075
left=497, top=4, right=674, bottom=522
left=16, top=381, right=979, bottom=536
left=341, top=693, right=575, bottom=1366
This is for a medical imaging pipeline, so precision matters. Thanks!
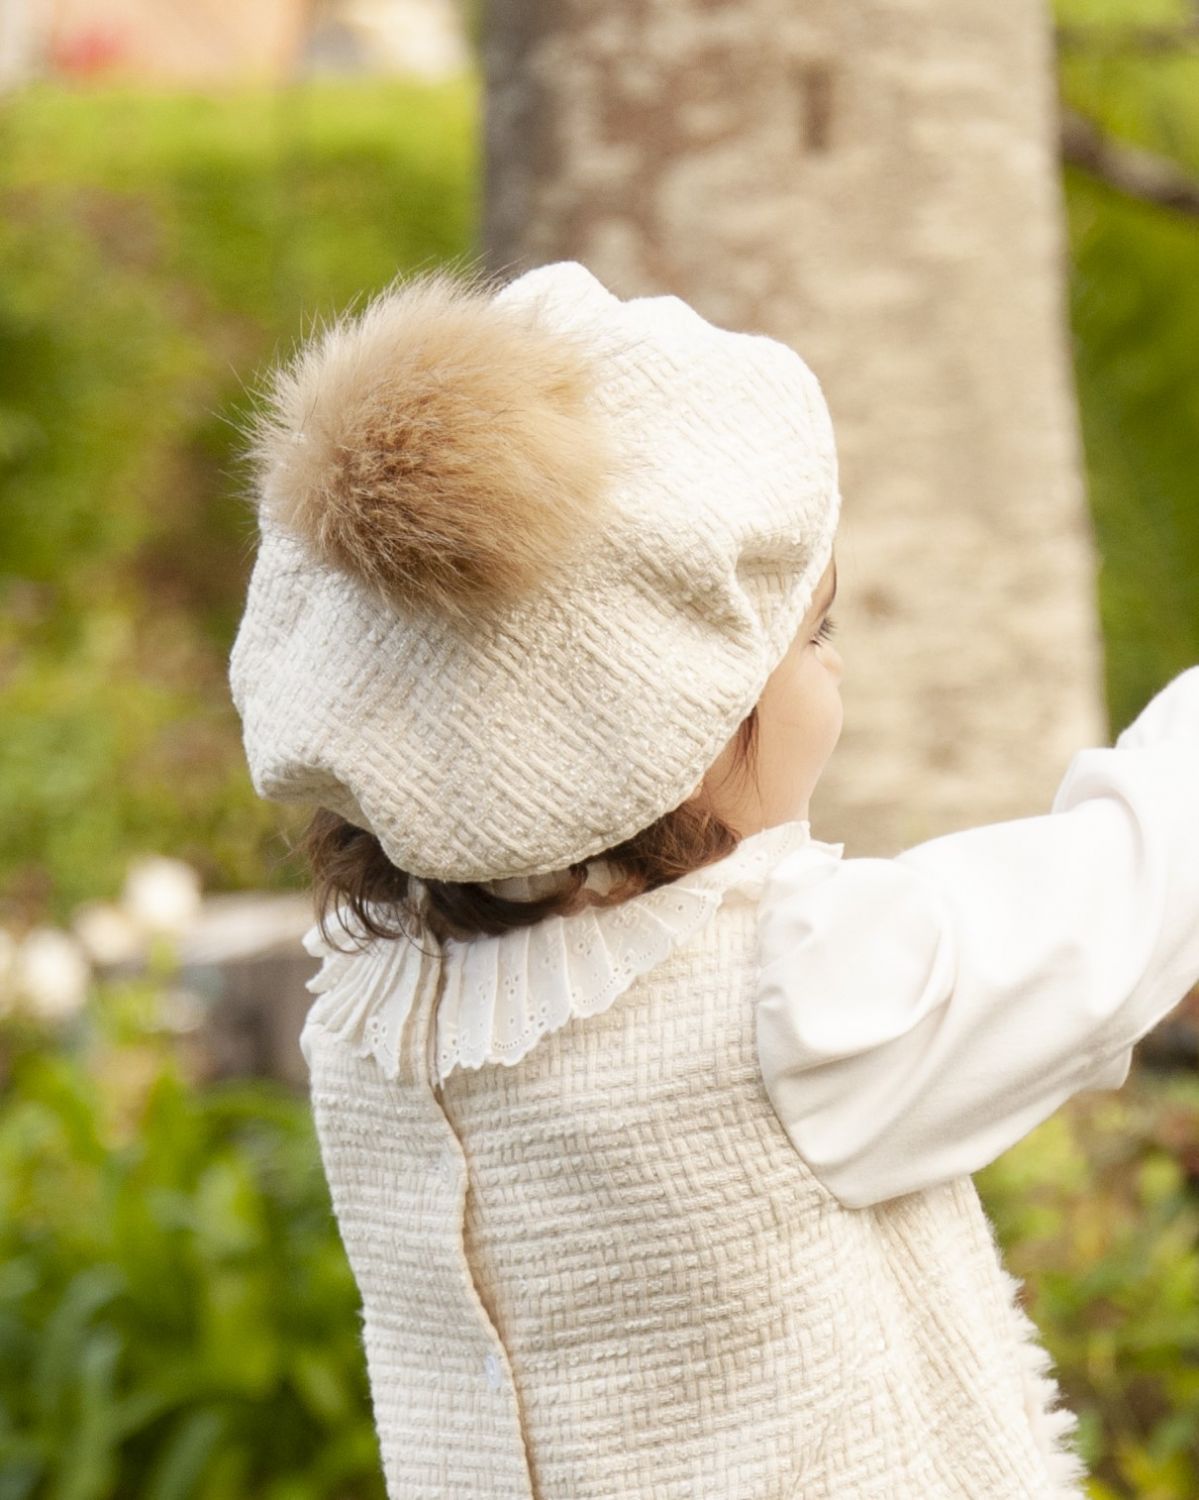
left=229, top=260, right=1199, bottom=1499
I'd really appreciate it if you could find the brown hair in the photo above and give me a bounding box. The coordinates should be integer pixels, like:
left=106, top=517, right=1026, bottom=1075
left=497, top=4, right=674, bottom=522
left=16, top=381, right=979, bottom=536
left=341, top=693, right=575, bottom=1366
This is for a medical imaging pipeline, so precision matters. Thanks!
left=302, top=707, right=761, bottom=953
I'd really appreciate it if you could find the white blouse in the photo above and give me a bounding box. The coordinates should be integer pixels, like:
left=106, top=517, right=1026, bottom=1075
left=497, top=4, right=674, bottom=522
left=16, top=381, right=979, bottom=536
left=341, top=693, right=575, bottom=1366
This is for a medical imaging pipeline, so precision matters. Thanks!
left=756, top=664, right=1199, bottom=1210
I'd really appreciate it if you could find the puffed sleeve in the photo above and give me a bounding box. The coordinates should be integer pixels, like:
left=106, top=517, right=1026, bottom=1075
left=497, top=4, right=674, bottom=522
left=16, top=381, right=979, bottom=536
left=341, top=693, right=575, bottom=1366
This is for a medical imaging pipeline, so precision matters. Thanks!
left=756, top=665, right=1199, bottom=1210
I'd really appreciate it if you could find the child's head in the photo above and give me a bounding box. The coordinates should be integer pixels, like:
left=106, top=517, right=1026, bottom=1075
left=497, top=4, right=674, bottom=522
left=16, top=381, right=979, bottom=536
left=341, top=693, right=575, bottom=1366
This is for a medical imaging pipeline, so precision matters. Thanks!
left=697, top=552, right=842, bottom=835
left=230, top=261, right=841, bottom=944
left=301, top=560, right=842, bottom=946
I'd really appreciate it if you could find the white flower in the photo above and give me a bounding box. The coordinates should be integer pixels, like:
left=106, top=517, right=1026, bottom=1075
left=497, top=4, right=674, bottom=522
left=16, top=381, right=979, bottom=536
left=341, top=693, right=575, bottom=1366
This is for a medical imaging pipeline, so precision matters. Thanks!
left=15, top=927, right=91, bottom=1022
left=71, top=901, right=144, bottom=966
left=122, top=857, right=203, bottom=937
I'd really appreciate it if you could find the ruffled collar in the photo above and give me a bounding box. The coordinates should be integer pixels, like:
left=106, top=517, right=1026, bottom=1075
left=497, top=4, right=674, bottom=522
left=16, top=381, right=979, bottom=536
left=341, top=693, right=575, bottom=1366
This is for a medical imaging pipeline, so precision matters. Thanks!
left=300, top=818, right=842, bottom=1087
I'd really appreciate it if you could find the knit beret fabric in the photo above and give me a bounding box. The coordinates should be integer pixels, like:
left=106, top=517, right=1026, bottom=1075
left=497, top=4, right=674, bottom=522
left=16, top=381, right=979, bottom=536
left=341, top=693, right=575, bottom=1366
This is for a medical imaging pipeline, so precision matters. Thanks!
left=229, top=261, right=840, bottom=881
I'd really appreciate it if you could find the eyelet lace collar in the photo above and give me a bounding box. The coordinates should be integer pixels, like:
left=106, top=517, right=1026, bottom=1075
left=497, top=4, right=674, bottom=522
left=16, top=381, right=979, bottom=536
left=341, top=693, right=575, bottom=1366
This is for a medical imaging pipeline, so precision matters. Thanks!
left=300, top=819, right=842, bottom=1087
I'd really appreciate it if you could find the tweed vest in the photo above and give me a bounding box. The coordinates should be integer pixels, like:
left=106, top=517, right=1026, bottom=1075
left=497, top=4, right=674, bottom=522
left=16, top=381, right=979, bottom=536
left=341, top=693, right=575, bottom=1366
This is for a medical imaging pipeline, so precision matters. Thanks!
left=300, top=830, right=1088, bottom=1499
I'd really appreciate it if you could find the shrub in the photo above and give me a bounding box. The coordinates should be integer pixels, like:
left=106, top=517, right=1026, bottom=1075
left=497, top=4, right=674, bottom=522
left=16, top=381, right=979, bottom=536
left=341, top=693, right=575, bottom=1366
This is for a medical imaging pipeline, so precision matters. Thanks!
left=0, top=978, right=386, bottom=1500
left=0, top=80, right=477, bottom=921
left=979, top=1069, right=1199, bottom=1500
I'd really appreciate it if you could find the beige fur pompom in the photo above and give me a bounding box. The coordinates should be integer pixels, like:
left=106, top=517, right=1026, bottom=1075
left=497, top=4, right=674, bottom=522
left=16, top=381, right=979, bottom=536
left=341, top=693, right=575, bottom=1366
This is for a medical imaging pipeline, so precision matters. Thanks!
left=247, top=268, right=615, bottom=619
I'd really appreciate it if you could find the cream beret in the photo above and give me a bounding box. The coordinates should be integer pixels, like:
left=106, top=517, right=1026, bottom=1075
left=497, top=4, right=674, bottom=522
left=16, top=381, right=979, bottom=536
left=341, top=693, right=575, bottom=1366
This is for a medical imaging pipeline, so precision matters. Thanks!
left=229, top=261, right=840, bottom=881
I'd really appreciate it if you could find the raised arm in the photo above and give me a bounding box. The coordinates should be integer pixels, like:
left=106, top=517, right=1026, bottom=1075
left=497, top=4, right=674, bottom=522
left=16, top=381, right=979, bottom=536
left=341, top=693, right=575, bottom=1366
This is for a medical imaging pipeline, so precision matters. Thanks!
left=755, top=666, right=1199, bottom=1209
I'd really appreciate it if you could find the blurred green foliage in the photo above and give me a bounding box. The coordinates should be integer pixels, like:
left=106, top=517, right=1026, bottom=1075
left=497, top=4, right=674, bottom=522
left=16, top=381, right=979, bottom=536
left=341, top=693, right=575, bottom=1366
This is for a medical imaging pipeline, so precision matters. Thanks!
left=0, top=984, right=385, bottom=1500
left=979, top=1076, right=1199, bottom=1500
left=0, top=80, right=478, bottom=921
left=1057, top=0, right=1199, bottom=734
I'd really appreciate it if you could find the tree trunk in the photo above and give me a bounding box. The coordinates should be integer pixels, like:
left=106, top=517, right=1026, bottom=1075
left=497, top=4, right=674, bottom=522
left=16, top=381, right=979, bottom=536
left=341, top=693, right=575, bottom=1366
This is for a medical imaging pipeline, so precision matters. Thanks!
left=481, top=0, right=1105, bottom=855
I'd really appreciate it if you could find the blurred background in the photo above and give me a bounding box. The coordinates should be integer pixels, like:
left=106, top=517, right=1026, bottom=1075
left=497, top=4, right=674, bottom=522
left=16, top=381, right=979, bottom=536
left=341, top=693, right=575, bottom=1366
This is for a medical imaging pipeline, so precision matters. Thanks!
left=1, top=1, right=1199, bottom=1496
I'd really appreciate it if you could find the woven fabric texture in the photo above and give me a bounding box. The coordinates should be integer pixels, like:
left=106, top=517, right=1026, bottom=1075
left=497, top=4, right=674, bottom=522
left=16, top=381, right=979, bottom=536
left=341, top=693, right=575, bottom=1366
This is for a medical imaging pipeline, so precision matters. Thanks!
left=229, top=261, right=840, bottom=880
left=301, top=841, right=1088, bottom=1499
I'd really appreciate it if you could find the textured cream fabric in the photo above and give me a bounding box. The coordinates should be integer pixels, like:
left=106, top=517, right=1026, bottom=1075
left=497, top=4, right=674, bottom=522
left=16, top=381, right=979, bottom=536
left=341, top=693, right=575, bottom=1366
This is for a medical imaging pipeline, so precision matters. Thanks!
left=302, top=821, right=1090, bottom=1499
left=229, top=261, right=840, bottom=881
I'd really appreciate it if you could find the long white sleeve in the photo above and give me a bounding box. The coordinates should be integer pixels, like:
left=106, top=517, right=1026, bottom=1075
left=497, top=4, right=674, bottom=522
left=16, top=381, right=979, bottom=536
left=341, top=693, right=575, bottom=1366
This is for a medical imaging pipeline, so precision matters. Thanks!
left=756, top=665, right=1199, bottom=1210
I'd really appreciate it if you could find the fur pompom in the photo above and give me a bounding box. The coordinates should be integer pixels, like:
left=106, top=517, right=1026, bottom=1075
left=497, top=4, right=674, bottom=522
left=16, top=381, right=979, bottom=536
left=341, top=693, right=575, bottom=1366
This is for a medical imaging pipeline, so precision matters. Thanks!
left=248, top=268, right=614, bottom=619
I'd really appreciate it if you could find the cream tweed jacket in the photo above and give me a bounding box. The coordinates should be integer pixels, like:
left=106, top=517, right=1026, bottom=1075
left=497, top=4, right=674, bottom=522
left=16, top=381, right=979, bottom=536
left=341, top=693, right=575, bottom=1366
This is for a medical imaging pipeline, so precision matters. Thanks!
left=300, top=817, right=1095, bottom=1500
